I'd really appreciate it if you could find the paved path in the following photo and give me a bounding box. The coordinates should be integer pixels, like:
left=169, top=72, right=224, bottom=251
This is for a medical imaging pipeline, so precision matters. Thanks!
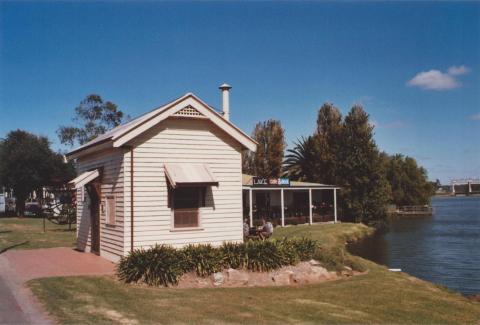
left=0, top=276, right=28, bottom=324
left=0, top=248, right=116, bottom=324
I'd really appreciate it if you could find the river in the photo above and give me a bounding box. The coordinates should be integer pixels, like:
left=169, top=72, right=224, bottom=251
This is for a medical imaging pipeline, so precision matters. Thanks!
left=348, top=196, right=480, bottom=295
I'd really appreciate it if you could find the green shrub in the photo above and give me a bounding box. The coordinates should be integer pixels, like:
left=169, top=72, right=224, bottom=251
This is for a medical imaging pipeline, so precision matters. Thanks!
left=117, top=244, right=185, bottom=286
left=182, top=244, right=223, bottom=277
left=117, top=237, right=350, bottom=287
left=244, top=240, right=284, bottom=272
left=220, top=242, right=246, bottom=269
left=277, top=238, right=301, bottom=265
left=287, top=237, right=318, bottom=261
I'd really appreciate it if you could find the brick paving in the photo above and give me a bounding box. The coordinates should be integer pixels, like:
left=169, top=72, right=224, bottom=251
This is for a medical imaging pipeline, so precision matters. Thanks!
left=0, top=248, right=116, bottom=324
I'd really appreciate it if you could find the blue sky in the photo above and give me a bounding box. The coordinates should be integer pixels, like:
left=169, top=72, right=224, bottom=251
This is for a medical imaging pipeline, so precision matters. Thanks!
left=1, top=1, right=479, bottom=183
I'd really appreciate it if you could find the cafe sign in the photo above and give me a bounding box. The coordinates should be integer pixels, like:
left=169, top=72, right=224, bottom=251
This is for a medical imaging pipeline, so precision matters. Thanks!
left=252, top=177, right=290, bottom=187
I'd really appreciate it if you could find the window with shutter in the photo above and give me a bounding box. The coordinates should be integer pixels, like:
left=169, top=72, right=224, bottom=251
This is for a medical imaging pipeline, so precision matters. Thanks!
left=105, top=195, right=116, bottom=225
left=171, top=187, right=206, bottom=228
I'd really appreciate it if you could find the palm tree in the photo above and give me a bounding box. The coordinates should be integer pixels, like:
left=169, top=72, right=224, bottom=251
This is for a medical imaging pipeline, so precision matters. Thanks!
left=283, top=136, right=319, bottom=181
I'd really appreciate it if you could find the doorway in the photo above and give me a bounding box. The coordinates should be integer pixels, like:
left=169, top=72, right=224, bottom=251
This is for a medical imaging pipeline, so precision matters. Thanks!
left=86, top=183, right=100, bottom=255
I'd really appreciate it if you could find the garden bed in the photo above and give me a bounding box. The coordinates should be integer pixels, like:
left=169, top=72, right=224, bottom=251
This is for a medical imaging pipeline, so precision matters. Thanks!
left=117, top=237, right=365, bottom=288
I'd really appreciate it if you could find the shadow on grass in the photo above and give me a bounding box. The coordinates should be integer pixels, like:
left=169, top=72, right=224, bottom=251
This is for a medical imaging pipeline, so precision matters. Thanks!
left=51, top=228, right=76, bottom=232
left=0, top=231, right=13, bottom=234
left=0, top=241, right=29, bottom=254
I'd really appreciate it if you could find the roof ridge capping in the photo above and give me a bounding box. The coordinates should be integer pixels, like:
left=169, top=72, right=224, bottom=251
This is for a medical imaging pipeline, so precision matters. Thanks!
left=67, top=92, right=257, bottom=159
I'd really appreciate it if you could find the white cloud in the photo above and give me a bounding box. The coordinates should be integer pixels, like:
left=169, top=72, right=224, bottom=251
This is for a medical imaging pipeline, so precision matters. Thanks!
left=407, top=65, right=470, bottom=91
left=448, top=65, right=470, bottom=76
left=469, top=113, right=480, bottom=121
left=407, top=70, right=459, bottom=90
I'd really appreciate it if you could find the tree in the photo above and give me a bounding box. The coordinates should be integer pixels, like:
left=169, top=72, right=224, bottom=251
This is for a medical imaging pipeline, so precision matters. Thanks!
left=338, top=105, right=391, bottom=227
left=385, top=154, right=435, bottom=206
left=57, top=94, right=126, bottom=146
left=313, top=103, right=344, bottom=185
left=243, top=120, right=286, bottom=178
left=283, top=136, right=320, bottom=181
left=0, top=130, right=75, bottom=215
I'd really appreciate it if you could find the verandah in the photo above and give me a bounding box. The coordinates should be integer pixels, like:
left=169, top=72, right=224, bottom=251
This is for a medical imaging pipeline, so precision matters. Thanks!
left=242, top=187, right=338, bottom=227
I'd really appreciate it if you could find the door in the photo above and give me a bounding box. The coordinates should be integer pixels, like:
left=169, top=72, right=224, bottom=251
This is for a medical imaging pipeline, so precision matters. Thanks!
left=87, top=183, right=101, bottom=255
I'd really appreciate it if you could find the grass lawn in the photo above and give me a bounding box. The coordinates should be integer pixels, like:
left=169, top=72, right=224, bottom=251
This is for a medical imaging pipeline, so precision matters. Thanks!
left=28, top=223, right=480, bottom=324
left=272, top=222, right=375, bottom=248
left=0, top=217, right=75, bottom=252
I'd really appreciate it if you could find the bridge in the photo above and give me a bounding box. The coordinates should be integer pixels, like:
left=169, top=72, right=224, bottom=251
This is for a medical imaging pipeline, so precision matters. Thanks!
left=450, top=178, right=480, bottom=195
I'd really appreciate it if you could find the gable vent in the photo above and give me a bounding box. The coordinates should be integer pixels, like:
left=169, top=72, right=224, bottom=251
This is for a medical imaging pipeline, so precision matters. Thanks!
left=174, top=105, right=204, bottom=118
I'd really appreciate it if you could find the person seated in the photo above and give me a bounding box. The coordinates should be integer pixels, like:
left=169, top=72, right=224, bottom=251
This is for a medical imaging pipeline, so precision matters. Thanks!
left=259, top=218, right=273, bottom=239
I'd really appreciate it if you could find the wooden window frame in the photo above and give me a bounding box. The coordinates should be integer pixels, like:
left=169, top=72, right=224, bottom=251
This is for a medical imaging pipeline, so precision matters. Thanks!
left=169, top=186, right=206, bottom=230
left=105, top=194, right=116, bottom=226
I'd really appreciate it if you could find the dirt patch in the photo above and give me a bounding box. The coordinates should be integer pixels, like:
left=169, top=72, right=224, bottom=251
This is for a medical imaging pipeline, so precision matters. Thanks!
left=85, top=306, right=138, bottom=325
left=294, top=299, right=341, bottom=308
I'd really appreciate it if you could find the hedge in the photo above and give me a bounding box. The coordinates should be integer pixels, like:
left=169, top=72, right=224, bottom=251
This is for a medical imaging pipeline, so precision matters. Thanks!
left=117, top=237, right=318, bottom=287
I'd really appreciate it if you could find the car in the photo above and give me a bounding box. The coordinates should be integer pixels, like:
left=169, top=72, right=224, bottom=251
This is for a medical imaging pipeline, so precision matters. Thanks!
left=25, top=201, right=42, bottom=216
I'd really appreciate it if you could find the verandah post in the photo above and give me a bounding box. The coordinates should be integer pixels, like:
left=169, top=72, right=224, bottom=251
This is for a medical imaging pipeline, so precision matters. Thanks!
left=334, top=188, right=337, bottom=223
left=309, top=189, right=313, bottom=225
left=249, top=188, right=253, bottom=227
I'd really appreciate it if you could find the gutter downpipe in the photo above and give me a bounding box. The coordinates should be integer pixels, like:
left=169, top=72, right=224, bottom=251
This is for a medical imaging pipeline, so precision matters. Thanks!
left=130, top=147, right=134, bottom=252
left=124, top=146, right=134, bottom=252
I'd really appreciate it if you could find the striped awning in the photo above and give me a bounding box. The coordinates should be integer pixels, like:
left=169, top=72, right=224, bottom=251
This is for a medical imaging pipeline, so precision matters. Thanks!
left=164, top=163, right=218, bottom=188
left=69, top=169, right=100, bottom=189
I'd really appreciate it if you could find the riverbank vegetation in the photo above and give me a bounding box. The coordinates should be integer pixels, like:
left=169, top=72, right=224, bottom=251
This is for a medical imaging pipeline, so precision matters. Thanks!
left=29, top=223, right=480, bottom=324
left=245, top=103, right=435, bottom=228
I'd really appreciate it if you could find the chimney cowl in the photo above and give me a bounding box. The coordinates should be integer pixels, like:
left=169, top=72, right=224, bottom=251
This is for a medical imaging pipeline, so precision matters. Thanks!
left=219, top=83, right=232, bottom=91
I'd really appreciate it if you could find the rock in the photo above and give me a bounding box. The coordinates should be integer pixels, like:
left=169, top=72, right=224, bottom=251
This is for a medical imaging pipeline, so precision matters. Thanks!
left=291, top=263, right=332, bottom=284
left=212, top=272, right=224, bottom=286
left=308, top=259, right=322, bottom=266
left=225, top=268, right=249, bottom=286
left=311, top=266, right=330, bottom=277
left=197, top=278, right=210, bottom=287
left=270, top=270, right=293, bottom=286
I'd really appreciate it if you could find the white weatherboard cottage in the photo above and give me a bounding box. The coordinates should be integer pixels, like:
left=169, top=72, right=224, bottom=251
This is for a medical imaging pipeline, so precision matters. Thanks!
left=67, top=85, right=257, bottom=262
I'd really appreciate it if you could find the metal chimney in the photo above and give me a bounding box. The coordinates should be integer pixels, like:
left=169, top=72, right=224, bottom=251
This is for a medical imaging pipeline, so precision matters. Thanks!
left=219, top=83, right=232, bottom=120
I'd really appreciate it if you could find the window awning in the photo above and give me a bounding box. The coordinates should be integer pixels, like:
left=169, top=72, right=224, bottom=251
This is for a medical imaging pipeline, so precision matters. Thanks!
left=165, top=163, right=218, bottom=188
left=69, top=169, right=100, bottom=189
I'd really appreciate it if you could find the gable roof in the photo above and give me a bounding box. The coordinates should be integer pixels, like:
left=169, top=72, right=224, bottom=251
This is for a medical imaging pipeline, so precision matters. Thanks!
left=67, top=93, right=257, bottom=159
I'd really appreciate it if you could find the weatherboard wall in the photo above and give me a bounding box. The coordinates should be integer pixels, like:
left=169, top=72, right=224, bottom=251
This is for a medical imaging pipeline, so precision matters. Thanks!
left=75, top=148, right=125, bottom=262
left=123, top=117, right=244, bottom=253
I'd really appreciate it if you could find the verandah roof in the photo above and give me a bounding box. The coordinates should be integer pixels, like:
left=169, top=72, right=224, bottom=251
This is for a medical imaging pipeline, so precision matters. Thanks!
left=241, top=174, right=338, bottom=189
left=69, top=169, right=100, bottom=188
